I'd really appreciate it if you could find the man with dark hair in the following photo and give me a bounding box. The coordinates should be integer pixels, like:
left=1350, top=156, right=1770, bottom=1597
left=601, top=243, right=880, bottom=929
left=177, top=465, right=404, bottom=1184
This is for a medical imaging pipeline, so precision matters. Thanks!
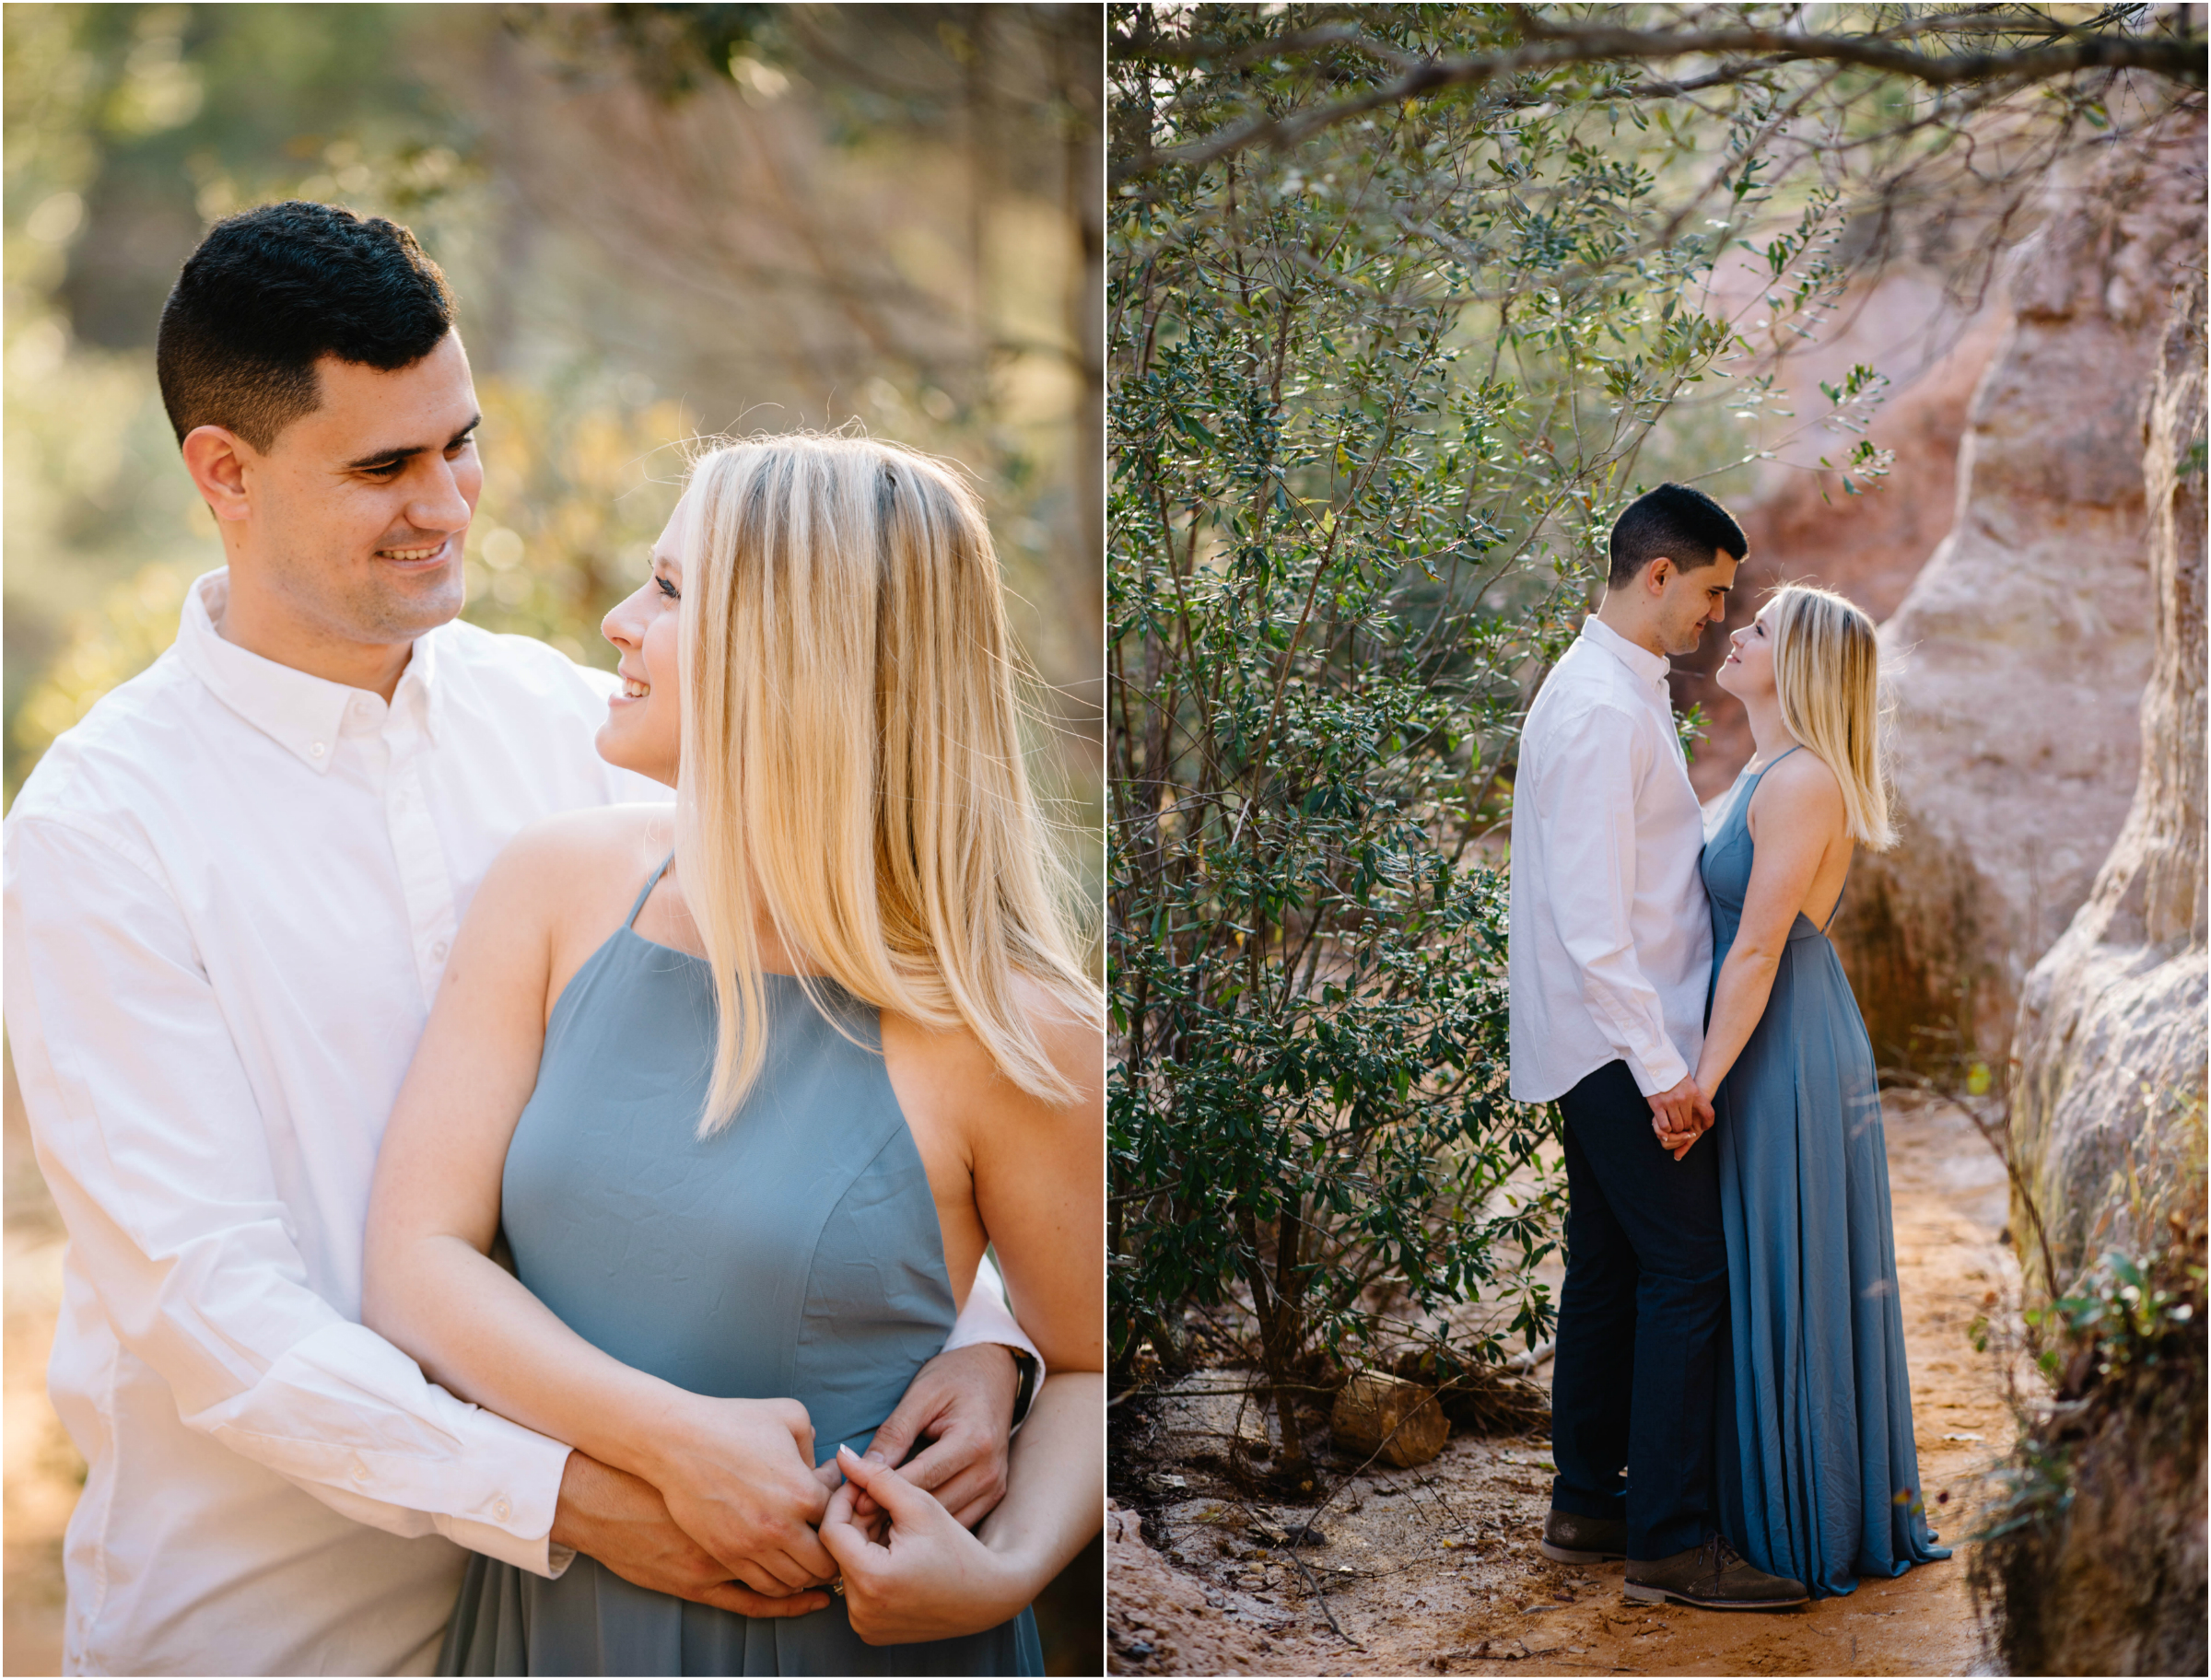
left=158, top=199, right=460, bottom=452
left=3, top=201, right=1036, bottom=1675
left=1605, top=481, right=1749, bottom=589
left=1507, top=484, right=1807, bottom=1609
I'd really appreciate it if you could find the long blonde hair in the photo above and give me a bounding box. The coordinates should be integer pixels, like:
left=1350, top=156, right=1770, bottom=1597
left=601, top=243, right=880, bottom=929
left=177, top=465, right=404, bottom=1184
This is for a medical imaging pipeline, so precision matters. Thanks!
left=1769, top=583, right=1897, bottom=851
left=673, top=431, right=1100, bottom=1134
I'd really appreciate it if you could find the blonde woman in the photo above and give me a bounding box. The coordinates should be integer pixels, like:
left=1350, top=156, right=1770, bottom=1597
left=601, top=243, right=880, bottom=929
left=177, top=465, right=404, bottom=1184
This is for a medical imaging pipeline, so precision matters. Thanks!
left=1656, top=583, right=1949, bottom=1599
left=362, top=434, right=1102, bottom=1674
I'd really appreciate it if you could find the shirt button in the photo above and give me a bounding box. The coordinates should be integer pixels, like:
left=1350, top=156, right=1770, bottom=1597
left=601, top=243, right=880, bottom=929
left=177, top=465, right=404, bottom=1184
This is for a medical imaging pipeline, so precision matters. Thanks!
left=494, top=1497, right=513, bottom=1522
left=432, top=940, right=450, bottom=961
left=350, top=1459, right=370, bottom=1483
left=310, top=742, right=326, bottom=758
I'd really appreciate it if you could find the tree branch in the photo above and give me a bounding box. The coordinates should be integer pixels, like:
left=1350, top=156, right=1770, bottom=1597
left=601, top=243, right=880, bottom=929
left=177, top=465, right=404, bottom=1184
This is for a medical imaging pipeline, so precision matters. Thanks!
left=1112, top=14, right=2207, bottom=184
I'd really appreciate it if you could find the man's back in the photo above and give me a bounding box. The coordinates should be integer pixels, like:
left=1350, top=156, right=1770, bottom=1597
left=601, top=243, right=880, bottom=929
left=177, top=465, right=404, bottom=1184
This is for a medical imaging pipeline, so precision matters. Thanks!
left=1506, top=617, right=1712, bottom=1106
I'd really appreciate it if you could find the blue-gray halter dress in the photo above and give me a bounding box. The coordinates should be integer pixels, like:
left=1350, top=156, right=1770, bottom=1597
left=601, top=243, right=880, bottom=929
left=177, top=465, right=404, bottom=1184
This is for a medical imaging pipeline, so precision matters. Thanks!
left=1703, top=749, right=1949, bottom=1598
left=439, top=859, right=1044, bottom=1675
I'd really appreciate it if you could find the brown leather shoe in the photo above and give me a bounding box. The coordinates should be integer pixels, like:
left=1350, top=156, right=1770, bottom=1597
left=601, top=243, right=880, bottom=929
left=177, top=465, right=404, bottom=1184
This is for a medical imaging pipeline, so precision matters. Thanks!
left=1539, top=1508, right=1626, bottom=1563
left=1622, top=1534, right=1808, bottom=1608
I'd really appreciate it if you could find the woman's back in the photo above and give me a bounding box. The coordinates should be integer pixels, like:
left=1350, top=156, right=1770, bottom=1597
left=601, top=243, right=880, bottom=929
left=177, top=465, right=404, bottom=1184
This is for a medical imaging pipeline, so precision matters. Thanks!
left=1702, top=759, right=1948, bottom=1599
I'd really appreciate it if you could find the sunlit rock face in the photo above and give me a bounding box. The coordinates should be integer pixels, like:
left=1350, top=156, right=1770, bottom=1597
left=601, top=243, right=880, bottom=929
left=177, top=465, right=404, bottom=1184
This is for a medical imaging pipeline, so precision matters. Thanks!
left=1674, top=299, right=2006, bottom=804
left=2009, top=258, right=2206, bottom=1298
left=1829, top=111, right=2205, bottom=1074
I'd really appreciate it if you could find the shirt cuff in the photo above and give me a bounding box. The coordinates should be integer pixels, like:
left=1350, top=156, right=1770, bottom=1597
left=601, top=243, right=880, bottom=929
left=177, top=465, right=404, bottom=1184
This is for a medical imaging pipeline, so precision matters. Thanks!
left=193, top=1324, right=578, bottom=1566
left=434, top=1513, right=564, bottom=1578
left=944, top=1252, right=1045, bottom=1428
left=1625, top=1044, right=1690, bottom=1096
left=432, top=1448, right=575, bottom=1578
left=943, top=1254, right=1042, bottom=1371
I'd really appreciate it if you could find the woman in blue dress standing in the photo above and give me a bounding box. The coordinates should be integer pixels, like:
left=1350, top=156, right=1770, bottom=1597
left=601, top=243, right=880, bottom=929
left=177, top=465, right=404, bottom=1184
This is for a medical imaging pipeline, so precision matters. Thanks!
left=1658, top=583, right=1949, bottom=1599
left=361, top=433, right=1102, bottom=1673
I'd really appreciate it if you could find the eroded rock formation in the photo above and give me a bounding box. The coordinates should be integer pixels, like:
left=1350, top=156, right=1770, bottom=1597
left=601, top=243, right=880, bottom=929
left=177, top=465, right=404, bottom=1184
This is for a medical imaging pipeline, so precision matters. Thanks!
left=1827, top=114, right=2206, bottom=1070
left=1673, top=298, right=2005, bottom=801
left=2009, top=261, right=2207, bottom=1298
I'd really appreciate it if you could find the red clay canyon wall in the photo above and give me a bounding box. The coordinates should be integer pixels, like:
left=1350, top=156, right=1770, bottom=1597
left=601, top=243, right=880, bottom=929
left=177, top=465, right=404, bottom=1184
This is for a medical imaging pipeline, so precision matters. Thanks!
left=1672, top=297, right=2006, bottom=803
left=1669, top=115, right=2205, bottom=1076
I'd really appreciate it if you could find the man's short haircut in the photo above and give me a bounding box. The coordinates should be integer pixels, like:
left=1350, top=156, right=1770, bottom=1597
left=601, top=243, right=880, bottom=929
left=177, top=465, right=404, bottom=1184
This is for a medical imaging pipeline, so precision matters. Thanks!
left=156, top=201, right=455, bottom=452
left=1607, top=483, right=1747, bottom=587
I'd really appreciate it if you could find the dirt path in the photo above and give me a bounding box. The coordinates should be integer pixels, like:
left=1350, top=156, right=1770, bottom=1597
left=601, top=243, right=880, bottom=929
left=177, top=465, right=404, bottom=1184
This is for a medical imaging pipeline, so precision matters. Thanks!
left=1109, top=1091, right=2028, bottom=1676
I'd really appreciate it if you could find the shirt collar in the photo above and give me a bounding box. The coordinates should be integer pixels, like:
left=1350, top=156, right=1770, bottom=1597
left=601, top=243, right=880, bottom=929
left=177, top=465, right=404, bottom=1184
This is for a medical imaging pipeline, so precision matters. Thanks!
left=397, top=623, right=445, bottom=745
left=1580, top=613, right=1671, bottom=688
left=173, top=569, right=444, bottom=774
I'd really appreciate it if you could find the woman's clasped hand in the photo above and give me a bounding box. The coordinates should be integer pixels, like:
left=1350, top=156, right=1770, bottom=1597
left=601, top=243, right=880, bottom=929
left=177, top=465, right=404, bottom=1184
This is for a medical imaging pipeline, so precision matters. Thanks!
left=821, top=1447, right=1032, bottom=1645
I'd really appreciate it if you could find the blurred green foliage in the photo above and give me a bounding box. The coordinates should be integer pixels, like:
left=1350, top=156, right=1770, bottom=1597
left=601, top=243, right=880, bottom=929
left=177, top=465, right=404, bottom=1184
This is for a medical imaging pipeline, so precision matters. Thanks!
left=4, top=6, right=1104, bottom=1669
left=4, top=3, right=1102, bottom=843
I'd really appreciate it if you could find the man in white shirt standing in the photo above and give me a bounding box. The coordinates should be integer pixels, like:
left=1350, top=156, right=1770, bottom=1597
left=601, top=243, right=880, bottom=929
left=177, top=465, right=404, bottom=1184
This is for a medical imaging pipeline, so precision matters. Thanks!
left=1508, top=484, right=1806, bottom=1609
left=3, top=200, right=1037, bottom=1676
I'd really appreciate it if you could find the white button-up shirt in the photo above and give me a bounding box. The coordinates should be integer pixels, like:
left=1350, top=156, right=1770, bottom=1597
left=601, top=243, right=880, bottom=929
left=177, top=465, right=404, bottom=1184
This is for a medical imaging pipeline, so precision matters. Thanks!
left=4, top=570, right=1035, bottom=1677
left=1507, top=615, right=1713, bottom=1104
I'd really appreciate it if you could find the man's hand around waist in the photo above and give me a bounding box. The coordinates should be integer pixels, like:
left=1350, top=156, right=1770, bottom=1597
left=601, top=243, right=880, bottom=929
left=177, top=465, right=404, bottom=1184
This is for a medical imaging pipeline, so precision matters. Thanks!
left=853, top=1340, right=1018, bottom=1531
left=549, top=1340, right=1015, bottom=1606
left=549, top=1451, right=832, bottom=1617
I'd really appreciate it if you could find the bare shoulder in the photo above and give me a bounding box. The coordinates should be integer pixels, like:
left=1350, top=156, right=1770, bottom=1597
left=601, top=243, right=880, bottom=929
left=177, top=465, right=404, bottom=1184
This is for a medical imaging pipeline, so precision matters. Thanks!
left=1763, top=748, right=1845, bottom=809
left=1010, top=973, right=1107, bottom=1097
left=882, top=973, right=1105, bottom=1130
left=474, top=802, right=675, bottom=940
left=1750, top=748, right=1846, bottom=839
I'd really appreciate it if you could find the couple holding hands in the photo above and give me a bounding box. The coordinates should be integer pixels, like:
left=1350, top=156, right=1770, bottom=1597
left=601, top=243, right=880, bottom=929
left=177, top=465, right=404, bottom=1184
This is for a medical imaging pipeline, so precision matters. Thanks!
left=5, top=201, right=1102, bottom=1676
left=1509, top=484, right=1950, bottom=1608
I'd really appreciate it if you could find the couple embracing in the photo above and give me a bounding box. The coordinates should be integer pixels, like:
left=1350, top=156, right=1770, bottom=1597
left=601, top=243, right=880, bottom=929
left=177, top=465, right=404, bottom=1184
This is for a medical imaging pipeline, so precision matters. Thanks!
left=1508, top=484, right=1950, bottom=1608
left=5, top=201, right=1103, bottom=1676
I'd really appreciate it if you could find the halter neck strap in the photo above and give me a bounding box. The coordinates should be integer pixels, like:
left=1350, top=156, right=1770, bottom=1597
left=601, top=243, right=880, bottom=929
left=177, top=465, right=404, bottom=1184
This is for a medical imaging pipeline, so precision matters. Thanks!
left=626, top=855, right=675, bottom=929
left=1749, top=743, right=1806, bottom=778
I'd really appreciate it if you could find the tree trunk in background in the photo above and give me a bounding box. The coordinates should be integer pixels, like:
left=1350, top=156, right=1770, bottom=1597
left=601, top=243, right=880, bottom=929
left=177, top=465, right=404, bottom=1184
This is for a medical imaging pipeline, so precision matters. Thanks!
left=1829, top=111, right=2206, bottom=1075
left=2008, top=258, right=2207, bottom=1298
left=1065, top=38, right=1105, bottom=668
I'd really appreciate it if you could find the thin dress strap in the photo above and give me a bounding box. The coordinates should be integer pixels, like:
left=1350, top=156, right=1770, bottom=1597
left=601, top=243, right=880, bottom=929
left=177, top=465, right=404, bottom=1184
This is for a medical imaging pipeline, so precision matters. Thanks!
left=1750, top=743, right=1806, bottom=778
left=626, top=855, right=675, bottom=929
left=1822, top=852, right=1854, bottom=934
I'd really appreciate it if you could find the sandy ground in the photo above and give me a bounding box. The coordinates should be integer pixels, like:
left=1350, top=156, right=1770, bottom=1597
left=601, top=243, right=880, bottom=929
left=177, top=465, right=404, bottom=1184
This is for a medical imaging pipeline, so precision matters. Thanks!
left=1109, top=1091, right=2030, bottom=1676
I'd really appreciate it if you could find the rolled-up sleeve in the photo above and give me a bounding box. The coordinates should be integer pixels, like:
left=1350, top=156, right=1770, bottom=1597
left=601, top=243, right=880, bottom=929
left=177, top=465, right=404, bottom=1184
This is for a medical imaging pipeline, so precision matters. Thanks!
left=4, top=813, right=573, bottom=1576
left=942, top=1251, right=1045, bottom=1427
left=1527, top=708, right=1691, bottom=1096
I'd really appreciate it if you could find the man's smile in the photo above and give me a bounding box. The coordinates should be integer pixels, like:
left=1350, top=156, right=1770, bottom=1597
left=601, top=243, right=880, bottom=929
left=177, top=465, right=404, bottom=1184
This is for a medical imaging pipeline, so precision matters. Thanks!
left=377, top=538, right=453, bottom=565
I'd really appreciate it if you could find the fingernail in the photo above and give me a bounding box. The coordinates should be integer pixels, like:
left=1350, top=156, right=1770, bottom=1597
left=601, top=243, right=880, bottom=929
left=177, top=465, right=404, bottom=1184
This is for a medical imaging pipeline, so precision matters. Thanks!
left=863, top=1449, right=888, bottom=1464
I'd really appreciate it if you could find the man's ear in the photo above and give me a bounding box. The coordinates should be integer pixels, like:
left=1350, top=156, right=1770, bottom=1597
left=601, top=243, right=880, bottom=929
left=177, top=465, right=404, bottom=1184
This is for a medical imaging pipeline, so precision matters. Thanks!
left=180, top=425, right=257, bottom=524
left=1644, top=555, right=1675, bottom=595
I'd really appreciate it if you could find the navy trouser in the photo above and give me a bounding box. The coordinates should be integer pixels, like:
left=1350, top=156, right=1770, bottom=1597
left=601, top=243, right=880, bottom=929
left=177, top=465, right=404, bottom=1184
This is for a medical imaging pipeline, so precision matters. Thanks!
left=1548, top=1057, right=1728, bottom=1560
